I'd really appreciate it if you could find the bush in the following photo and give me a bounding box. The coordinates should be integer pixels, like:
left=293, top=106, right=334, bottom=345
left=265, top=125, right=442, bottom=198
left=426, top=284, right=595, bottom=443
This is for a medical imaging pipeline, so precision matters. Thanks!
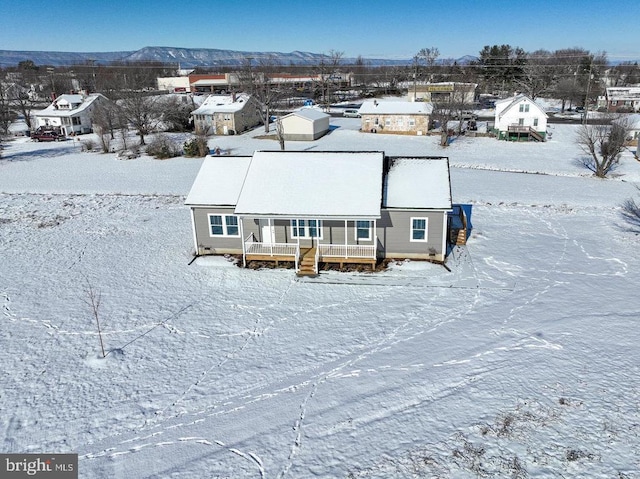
left=183, top=136, right=209, bottom=157
left=82, top=139, right=96, bottom=152
left=146, top=134, right=182, bottom=159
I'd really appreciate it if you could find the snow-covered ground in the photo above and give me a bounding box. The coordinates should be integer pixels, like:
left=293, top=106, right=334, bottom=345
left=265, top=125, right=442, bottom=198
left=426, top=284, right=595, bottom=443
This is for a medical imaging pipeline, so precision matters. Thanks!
left=1, top=122, right=639, bottom=478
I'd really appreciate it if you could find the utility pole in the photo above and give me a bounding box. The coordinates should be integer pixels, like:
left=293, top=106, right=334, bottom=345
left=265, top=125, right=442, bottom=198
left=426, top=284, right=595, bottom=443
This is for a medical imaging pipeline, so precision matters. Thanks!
left=583, top=61, right=593, bottom=125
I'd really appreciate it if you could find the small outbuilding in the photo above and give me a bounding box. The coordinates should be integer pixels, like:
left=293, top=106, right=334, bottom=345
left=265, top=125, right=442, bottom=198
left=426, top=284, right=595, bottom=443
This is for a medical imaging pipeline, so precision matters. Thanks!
left=280, top=108, right=330, bottom=141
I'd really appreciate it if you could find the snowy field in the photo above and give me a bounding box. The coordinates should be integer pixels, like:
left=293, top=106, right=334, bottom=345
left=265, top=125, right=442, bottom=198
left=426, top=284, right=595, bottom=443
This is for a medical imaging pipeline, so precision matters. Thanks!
left=1, top=121, right=639, bottom=478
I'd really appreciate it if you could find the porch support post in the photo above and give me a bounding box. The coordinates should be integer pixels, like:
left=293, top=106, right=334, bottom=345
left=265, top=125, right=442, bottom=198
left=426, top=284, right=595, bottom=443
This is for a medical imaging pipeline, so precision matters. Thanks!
left=239, top=216, right=246, bottom=268
left=373, top=219, right=377, bottom=260
left=344, top=220, right=348, bottom=258
left=269, top=217, right=273, bottom=257
left=190, top=208, right=199, bottom=255
left=441, top=211, right=448, bottom=262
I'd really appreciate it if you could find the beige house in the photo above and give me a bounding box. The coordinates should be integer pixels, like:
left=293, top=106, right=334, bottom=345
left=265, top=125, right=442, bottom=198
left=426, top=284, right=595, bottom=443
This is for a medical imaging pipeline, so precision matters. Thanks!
left=191, top=93, right=261, bottom=135
left=280, top=108, right=330, bottom=141
left=358, top=100, right=432, bottom=135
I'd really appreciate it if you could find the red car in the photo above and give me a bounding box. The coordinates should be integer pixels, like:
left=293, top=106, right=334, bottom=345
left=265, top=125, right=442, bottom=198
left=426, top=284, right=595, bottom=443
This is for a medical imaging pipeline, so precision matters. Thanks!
left=31, top=130, right=63, bottom=142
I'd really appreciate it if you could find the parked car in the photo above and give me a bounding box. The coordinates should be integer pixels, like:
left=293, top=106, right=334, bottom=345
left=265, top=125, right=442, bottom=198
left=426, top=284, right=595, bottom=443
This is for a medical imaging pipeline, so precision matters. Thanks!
left=343, top=109, right=361, bottom=118
left=31, top=130, right=63, bottom=142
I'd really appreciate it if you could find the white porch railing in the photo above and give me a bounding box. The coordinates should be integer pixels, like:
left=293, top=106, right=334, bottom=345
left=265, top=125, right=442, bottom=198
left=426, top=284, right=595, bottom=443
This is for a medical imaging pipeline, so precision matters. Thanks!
left=317, top=244, right=376, bottom=259
left=244, top=241, right=299, bottom=257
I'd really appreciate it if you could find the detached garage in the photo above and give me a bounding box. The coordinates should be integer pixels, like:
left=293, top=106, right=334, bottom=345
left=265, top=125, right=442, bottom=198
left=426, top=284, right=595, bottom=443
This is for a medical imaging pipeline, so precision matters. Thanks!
left=280, top=108, right=330, bottom=141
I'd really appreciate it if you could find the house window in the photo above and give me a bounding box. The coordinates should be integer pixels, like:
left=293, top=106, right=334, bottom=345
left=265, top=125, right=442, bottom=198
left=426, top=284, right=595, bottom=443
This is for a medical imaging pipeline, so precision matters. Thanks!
left=410, top=217, right=428, bottom=242
left=397, top=118, right=404, bottom=127
left=409, top=119, right=415, bottom=127
left=291, top=219, right=322, bottom=239
left=355, top=220, right=372, bottom=241
left=533, top=118, right=538, bottom=127
left=385, top=119, right=391, bottom=127
left=518, top=118, right=524, bottom=126
left=208, top=214, right=239, bottom=237
left=519, top=103, right=530, bottom=113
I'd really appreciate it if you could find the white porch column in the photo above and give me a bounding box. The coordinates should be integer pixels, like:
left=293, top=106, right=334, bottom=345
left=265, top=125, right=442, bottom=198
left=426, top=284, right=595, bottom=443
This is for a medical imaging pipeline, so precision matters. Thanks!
left=344, top=220, right=348, bottom=258
left=269, top=218, right=273, bottom=257
left=373, top=219, right=377, bottom=260
left=190, top=208, right=199, bottom=255
left=239, top=216, right=246, bottom=268
left=441, top=211, right=448, bottom=262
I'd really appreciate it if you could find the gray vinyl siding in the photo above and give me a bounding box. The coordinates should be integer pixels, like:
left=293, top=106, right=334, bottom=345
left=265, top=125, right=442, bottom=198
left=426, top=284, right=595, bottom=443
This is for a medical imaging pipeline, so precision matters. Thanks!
left=377, top=209, right=447, bottom=260
left=192, top=207, right=243, bottom=254
left=244, top=219, right=375, bottom=248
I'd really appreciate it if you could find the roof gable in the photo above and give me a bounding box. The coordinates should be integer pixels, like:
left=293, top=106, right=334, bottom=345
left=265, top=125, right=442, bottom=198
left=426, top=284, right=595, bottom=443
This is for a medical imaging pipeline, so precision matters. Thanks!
left=496, top=94, right=547, bottom=119
left=383, top=157, right=451, bottom=210
left=284, top=108, right=330, bottom=122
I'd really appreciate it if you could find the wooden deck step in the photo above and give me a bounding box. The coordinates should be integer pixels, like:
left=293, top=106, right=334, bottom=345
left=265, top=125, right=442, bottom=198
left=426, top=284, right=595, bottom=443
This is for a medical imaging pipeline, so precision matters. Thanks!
left=296, top=247, right=317, bottom=277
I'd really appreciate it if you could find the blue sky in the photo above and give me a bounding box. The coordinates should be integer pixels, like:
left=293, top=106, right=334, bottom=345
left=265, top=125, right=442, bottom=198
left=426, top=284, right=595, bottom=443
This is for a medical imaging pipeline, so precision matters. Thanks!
left=1, top=0, right=637, bottom=61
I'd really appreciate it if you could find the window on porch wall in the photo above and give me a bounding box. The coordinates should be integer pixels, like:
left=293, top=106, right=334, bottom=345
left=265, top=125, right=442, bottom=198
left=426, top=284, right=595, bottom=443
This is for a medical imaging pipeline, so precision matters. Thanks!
left=291, top=219, right=322, bottom=239
left=355, top=220, right=372, bottom=240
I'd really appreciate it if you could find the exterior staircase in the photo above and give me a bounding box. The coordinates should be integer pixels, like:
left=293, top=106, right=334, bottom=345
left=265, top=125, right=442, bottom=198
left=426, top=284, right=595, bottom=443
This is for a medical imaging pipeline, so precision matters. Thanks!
left=297, top=247, right=318, bottom=277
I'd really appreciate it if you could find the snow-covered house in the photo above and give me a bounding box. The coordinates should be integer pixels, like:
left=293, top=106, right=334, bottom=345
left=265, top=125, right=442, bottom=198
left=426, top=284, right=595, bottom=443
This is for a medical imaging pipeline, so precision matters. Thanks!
left=494, top=94, right=548, bottom=141
left=191, top=93, right=261, bottom=135
left=358, top=101, right=432, bottom=135
left=280, top=108, right=330, bottom=141
left=33, top=93, right=109, bottom=136
left=601, top=86, right=640, bottom=113
left=185, top=151, right=452, bottom=276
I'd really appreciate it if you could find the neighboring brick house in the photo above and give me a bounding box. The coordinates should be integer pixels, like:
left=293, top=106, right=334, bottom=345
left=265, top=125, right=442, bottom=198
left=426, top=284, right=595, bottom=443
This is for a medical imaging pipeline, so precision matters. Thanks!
left=600, top=86, right=640, bottom=112
left=358, top=100, right=432, bottom=135
left=191, top=93, right=262, bottom=135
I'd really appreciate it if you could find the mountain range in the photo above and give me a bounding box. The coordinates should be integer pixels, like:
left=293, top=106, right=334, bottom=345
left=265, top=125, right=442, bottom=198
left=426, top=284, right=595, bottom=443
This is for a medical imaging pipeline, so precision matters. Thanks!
left=0, top=46, right=477, bottom=68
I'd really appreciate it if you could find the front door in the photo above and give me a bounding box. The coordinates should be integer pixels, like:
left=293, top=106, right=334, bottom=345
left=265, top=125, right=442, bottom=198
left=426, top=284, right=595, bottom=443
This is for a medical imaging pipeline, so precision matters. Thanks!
left=260, top=219, right=275, bottom=244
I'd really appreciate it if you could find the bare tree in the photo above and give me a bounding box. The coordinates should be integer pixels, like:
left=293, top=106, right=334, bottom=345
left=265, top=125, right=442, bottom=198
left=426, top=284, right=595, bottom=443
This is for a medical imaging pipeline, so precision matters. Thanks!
left=237, top=55, right=285, bottom=133
left=576, top=116, right=631, bottom=177
left=118, top=92, right=161, bottom=146
left=83, top=279, right=106, bottom=358
left=91, top=100, right=119, bottom=152
left=0, top=78, right=15, bottom=137
left=621, top=193, right=640, bottom=233
left=312, top=50, right=344, bottom=109
left=516, top=50, right=555, bottom=99
left=431, top=85, right=475, bottom=146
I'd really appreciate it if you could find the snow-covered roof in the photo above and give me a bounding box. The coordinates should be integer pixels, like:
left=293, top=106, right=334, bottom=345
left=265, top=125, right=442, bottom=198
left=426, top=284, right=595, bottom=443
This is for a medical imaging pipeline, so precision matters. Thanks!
left=191, top=94, right=252, bottom=115
left=495, top=94, right=548, bottom=119
left=359, top=100, right=433, bottom=115
left=234, top=151, right=384, bottom=218
left=34, top=94, right=105, bottom=118
left=384, top=158, right=451, bottom=210
left=284, top=108, right=330, bottom=122
left=185, top=156, right=252, bottom=206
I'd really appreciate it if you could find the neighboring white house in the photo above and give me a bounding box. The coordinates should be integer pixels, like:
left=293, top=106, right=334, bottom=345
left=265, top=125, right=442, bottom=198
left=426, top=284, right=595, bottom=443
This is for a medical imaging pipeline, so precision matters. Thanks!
left=191, top=93, right=262, bottom=135
left=33, top=93, right=109, bottom=136
left=494, top=94, right=548, bottom=141
left=280, top=108, right=330, bottom=140
left=358, top=100, right=433, bottom=135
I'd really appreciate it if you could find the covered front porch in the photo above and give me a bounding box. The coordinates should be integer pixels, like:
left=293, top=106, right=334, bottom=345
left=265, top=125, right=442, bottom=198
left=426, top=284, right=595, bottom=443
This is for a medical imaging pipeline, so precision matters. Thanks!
left=241, top=218, right=378, bottom=276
